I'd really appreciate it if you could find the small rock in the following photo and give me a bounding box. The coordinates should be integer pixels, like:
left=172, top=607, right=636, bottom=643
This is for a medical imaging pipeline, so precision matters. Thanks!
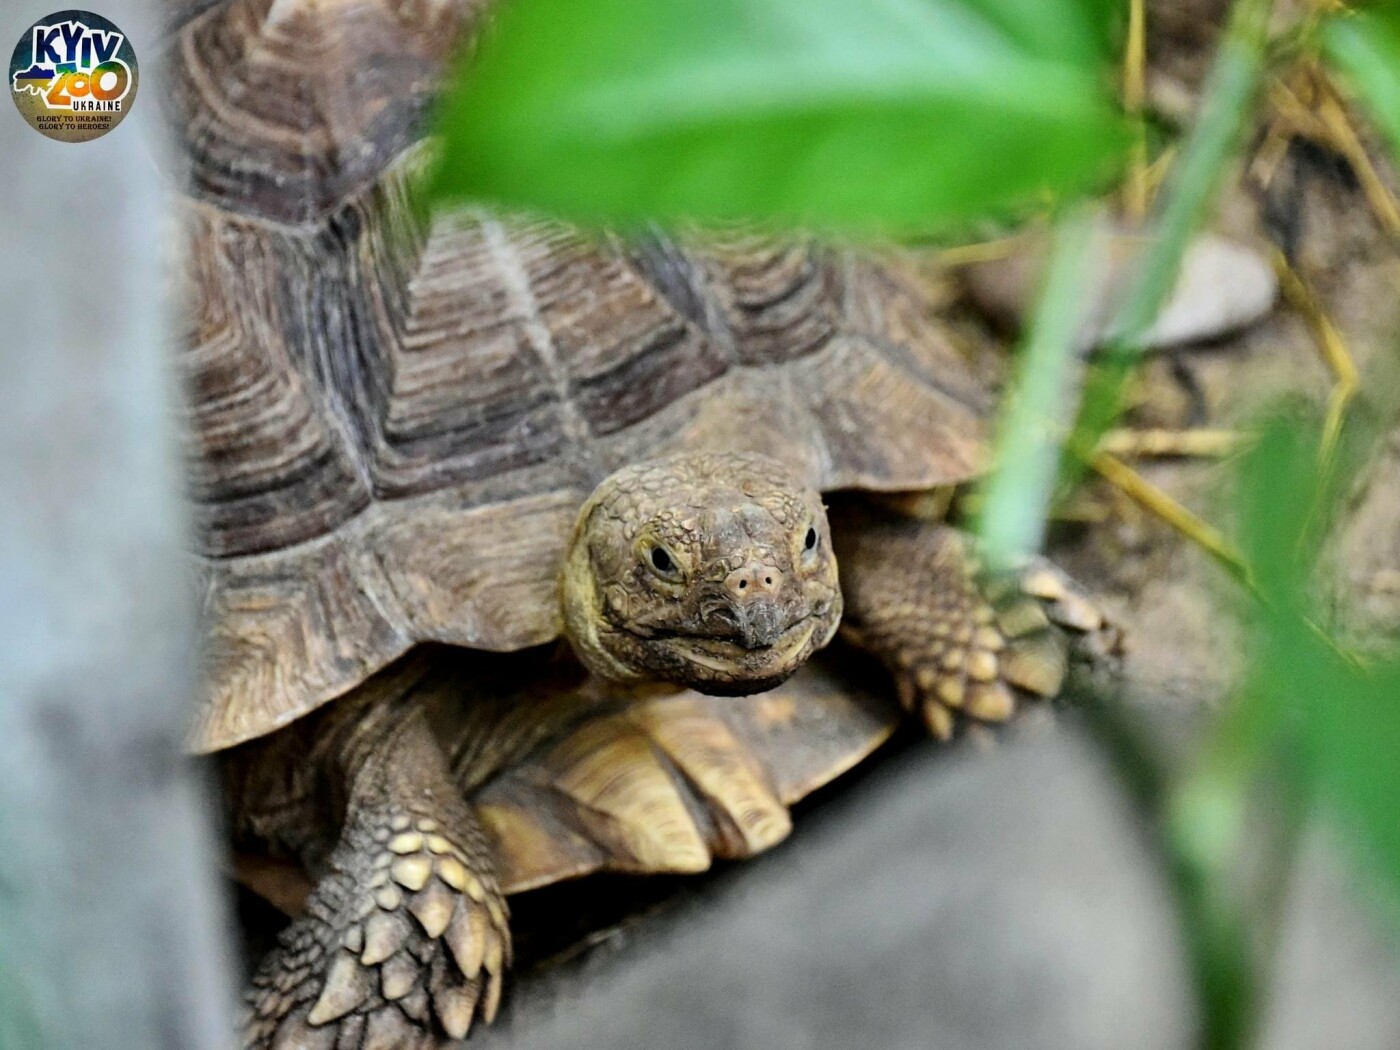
left=962, top=220, right=1278, bottom=354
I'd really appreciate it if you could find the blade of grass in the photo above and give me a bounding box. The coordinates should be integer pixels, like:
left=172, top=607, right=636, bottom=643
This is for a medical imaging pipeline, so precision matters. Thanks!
left=1165, top=408, right=1399, bottom=1050
left=1089, top=450, right=1250, bottom=583
left=976, top=207, right=1097, bottom=568
left=1123, top=0, right=1150, bottom=220
left=1167, top=731, right=1308, bottom=1050
left=1155, top=416, right=1346, bottom=1050
left=1067, top=0, right=1274, bottom=474
left=1270, top=249, right=1358, bottom=461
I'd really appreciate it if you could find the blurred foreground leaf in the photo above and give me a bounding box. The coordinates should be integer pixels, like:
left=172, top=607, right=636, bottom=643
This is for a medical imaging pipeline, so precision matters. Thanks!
left=1304, top=662, right=1400, bottom=908
left=1157, top=411, right=1394, bottom=1050
left=427, top=0, right=1127, bottom=232
left=1243, top=421, right=1400, bottom=913
left=1324, top=4, right=1400, bottom=158
left=1206, top=414, right=1400, bottom=928
left=974, top=0, right=1270, bottom=566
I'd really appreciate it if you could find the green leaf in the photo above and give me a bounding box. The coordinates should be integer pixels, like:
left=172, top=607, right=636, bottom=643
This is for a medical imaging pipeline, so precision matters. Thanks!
left=1230, top=411, right=1400, bottom=923
left=1236, top=415, right=1320, bottom=601
left=427, top=0, right=1127, bottom=233
left=1307, top=664, right=1400, bottom=904
left=1155, top=406, right=1398, bottom=1050
left=1324, top=5, right=1400, bottom=160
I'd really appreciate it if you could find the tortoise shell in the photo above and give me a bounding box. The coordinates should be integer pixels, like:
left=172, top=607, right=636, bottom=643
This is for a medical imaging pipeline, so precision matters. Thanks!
left=170, top=0, right=1000, bottom=752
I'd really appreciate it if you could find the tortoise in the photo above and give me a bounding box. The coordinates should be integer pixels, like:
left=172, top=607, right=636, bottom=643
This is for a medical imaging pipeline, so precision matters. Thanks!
left=167, top=0, right=1110, bottom=1046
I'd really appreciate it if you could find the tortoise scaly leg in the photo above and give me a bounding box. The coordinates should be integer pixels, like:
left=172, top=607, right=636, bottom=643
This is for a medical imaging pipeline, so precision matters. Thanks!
left=834, top=510, right=1114, bottom=740
left=243, top=709, right=509, bottom=1050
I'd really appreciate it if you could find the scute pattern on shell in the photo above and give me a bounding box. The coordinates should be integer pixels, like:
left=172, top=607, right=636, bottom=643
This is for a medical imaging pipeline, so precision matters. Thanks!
left=172, top=0, right=1002, bottom=752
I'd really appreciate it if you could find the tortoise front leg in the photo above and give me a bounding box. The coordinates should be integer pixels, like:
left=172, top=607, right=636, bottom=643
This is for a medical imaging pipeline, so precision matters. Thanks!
left=833, top=506, right=1111, bottom=740
left=242, top=707, right=510, bottom=1049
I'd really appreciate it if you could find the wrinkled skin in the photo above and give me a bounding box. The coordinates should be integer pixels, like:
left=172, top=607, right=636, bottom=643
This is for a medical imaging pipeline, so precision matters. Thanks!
left=562, top=452, right=843, bottom=694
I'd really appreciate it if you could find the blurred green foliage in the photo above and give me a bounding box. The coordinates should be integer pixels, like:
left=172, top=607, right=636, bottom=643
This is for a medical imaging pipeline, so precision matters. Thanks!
left=1231, top=414, right=1400, bottom=918
left=982, top=0, right=1272, bottom=572
left=1324, top=4, right=1400, bottom=157
left=1164, top=411, right=1392, bottom=1050
left=427, top=0, right=1128, bottom=233
left=1068, top=0, right=1272, bottom=477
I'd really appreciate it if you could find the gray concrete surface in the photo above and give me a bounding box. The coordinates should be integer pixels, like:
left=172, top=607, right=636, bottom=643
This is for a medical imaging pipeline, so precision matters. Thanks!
left=477, top=723, right=1400, bottom=1050
left=483, top=730, right=1201, bottom=1050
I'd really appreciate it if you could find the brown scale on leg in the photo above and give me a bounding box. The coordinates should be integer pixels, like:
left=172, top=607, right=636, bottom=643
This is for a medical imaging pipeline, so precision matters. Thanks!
left=834, top=509, right=1115, bottom=740
left=241, top=708, right=510, bottom=1050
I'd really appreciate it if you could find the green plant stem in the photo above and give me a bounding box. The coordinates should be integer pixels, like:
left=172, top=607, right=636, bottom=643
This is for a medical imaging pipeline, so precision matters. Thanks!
left=1067, top=0, right=1274, bottom=473
left=975, top=0, right=1272, bottom=563
left=976, top=206, right=1098, bottom=568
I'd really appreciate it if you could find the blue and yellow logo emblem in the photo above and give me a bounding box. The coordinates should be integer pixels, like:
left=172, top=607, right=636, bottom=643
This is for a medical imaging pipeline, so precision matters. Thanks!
left=10, top=9, right=138, bottom=142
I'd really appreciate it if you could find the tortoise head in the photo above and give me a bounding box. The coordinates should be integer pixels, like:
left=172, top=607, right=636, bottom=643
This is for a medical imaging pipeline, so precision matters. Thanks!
left=561, top=452, right=842, bottom=694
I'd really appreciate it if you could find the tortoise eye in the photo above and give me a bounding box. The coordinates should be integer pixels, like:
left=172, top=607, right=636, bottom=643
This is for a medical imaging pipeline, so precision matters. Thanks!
left=804, top=526, right=819, bottom=552
left=646, top=545, right=682, bottom=579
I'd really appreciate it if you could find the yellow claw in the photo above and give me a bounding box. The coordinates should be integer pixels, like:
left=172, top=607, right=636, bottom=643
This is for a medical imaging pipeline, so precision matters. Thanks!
left=379, top=955, right=416, bottom=1002
left=965, top=682, right=1016, bottom=722
left=921, top=701, right=955, bottom=741
left=966, top=650, right=999, bottom=683
left=306, top=952, right=369, bottom=1026
left=445, top=907, right=486, bottom=980
left=433, top=980, right=479, bottom=1042
left=361, top=912, right=405, bottom=966
left=390, top=856, right=432, bottom=892
left=408, top=880, right=455, bottom=939
left=483, top=971, right=505, bottom=1025
left=935, top=677, right=965, bottom=709
left=435, top=856, right=471, bottom=893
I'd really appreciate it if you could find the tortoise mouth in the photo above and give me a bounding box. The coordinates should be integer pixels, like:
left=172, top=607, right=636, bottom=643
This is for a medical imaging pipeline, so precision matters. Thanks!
left=589, top=590, right=842, bottom=695
left=646, top=614, right=831, bottom=696
left=666, top=616, right=819, bottom=671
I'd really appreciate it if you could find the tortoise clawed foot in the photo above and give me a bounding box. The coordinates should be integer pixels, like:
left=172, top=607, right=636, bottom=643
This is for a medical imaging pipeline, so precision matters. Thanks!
left=840, top=525, right=1119, bottom=741
left=243, top=814, right=510, bottom=1049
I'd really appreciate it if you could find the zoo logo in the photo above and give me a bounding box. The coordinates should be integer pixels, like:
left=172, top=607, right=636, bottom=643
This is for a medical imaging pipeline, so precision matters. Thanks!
left=9, top=9, right=138, bottom=143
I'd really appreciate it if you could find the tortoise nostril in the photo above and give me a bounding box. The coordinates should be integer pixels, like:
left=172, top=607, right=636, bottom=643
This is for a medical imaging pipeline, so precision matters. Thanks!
left=724, top=562, right=784, bottom=602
